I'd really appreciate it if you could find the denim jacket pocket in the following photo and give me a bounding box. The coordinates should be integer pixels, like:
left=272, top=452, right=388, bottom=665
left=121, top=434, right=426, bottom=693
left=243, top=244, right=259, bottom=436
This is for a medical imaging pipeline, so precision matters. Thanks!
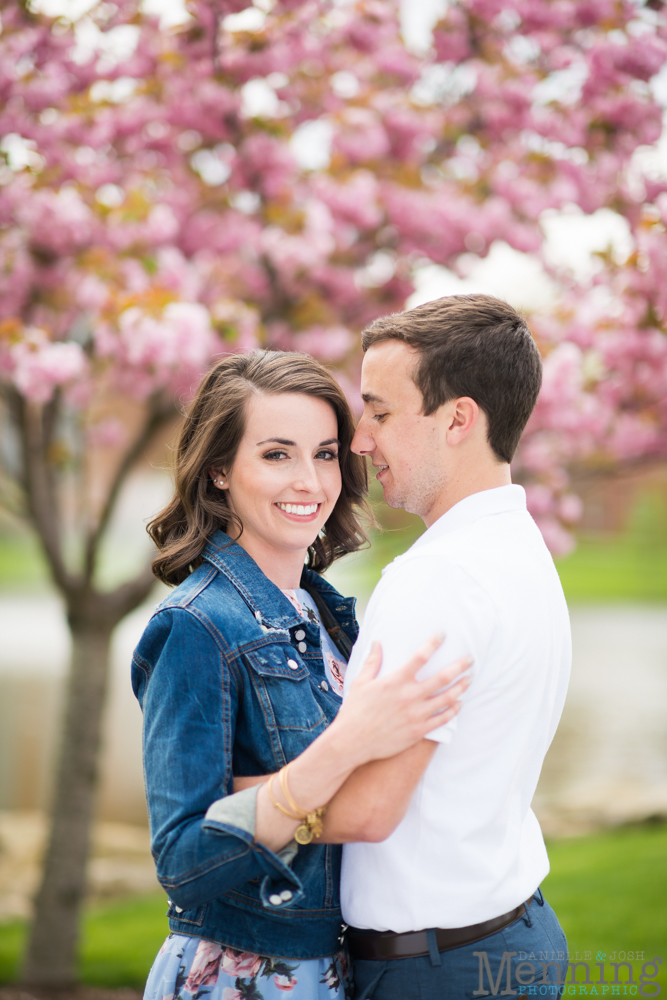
left=244, top=646, right=328, bottom=763
left=245, top=646, right=310, bottom=684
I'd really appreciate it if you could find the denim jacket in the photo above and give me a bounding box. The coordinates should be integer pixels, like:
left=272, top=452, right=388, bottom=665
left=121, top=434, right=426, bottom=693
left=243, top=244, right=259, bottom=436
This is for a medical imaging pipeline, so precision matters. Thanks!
left=131, top=530, right=358, bottom=959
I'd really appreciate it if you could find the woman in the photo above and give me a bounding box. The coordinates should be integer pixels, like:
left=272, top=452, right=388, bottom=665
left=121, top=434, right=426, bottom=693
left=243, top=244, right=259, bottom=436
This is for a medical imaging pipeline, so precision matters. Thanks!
left=133, top=350, right=470, bottom=1000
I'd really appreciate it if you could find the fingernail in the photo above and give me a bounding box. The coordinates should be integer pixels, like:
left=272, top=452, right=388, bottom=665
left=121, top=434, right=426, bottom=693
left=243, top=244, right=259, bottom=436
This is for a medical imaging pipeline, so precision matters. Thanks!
left=434, top=631, right=446, bottom=642
left=465, top=656, right=474, bottom=666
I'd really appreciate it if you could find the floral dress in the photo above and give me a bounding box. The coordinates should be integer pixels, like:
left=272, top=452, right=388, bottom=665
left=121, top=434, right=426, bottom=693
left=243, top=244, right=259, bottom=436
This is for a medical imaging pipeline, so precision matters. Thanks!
left=144, top=935, right=350, bottom=1000
left=144, top=594, right=350, bottom=1000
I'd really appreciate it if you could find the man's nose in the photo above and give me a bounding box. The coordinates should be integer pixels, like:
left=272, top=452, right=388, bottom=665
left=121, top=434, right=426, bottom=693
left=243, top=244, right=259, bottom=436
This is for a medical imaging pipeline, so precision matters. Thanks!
left=351, top=415, right=374, bottom=456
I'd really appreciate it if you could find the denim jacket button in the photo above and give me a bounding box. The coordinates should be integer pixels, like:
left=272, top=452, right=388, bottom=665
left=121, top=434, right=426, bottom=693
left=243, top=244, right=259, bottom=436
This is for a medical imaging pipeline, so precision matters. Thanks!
left=320, top=680, right=329, bottom=691
left=174, top=905, right=184, bottom=913
left=269, top=894, right=283, bottom=906
left=287, top=659, right=299, bottom=670
left=297, top=642, right=307, bottom=653
left=294, top=629, right=305, bottom=640
left=280, top=889, right=293, bottom=901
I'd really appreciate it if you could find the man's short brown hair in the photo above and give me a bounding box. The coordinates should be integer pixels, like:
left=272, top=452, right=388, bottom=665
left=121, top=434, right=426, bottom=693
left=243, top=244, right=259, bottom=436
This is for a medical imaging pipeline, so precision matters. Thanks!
left=361, top=294, right=542, bottom=464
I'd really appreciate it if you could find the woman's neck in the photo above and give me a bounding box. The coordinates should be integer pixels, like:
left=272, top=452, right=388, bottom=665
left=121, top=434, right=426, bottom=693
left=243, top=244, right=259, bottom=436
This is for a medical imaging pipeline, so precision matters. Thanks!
left=235, top=535, right=307, bottom=590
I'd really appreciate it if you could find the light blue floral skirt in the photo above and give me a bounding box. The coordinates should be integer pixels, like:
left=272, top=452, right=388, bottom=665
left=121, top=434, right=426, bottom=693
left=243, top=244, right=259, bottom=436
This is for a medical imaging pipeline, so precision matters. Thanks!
left=144, top=933, right=351, bottom=1000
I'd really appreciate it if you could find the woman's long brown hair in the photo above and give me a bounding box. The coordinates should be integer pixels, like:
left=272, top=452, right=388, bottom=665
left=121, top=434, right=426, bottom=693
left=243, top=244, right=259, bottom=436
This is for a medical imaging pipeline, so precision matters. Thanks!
left=148, top=350, right=370, bottom=586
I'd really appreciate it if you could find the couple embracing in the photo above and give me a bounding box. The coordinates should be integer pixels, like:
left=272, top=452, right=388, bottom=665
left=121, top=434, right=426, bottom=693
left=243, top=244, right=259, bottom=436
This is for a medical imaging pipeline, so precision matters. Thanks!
left=134, top=293, right=571, bottom=1000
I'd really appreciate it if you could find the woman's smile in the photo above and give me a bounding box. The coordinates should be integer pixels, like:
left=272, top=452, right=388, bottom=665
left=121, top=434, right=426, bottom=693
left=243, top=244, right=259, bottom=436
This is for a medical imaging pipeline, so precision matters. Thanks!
left=275, top=501, right=322, bottom=520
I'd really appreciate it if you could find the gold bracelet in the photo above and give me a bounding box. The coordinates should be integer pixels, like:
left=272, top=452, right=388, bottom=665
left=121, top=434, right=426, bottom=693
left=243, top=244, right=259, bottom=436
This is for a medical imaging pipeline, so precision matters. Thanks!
left=294, top=807, right=326, bottom=845
left=279, top=764, right=327, bottom=845
left=279, top=764, right=305, bottom=816
left=268, top=773, right=301, bottom=821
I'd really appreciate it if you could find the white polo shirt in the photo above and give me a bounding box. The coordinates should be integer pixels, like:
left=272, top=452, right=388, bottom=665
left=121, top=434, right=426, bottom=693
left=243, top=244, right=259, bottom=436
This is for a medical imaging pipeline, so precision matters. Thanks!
left=341, top=485, right=571, bottom=932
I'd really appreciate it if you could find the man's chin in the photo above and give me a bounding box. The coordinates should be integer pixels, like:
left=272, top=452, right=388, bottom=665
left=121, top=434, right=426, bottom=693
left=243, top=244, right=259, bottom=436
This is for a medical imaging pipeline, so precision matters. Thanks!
left=380, top=483, right=403, bottom=510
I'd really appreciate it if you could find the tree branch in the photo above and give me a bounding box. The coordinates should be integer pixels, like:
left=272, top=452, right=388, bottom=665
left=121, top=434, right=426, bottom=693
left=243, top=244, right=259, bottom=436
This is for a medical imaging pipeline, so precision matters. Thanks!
left=106, top=563, right=158, bottom=622
left=260, top=253, right=297, bottom=329
left=13, top=390, right=73, bottom=592
left=83, top=393, right=176, bottom=582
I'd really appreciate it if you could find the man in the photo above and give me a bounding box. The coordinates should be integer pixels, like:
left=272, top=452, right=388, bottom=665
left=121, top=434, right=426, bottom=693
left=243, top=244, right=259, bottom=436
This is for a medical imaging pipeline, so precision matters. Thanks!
left=341, top=294, right=571, bottom=999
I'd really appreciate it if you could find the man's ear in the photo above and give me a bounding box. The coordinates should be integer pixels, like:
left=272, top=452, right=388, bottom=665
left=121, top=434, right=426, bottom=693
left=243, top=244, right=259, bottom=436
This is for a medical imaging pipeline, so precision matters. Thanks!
left=444, top=397, right=480, bottom=445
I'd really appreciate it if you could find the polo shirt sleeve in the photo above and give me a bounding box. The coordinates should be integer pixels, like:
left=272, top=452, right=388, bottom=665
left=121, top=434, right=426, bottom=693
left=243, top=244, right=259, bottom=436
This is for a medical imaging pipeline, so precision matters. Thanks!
left=361, top=553, right=498, bottom=744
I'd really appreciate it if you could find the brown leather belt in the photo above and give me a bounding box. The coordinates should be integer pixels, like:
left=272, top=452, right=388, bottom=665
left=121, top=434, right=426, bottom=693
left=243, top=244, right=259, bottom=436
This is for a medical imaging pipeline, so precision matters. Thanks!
left=346, top=896, right=532, bottom=961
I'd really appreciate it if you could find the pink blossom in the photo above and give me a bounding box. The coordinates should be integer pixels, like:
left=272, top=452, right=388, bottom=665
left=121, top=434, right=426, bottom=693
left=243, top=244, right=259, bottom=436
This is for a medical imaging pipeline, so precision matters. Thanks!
left=146, top=204, right=179, bottom=244
left=559, top=494, right=583, bottom=525
left=114, top=301, right=218, bottom=396
left=1, top=0, right=667, bottom=560
left=313, top=171, right=383, bottom=230
left=75, top=274, right=109, bottom=312
left=524, top=483, right=556, bottom=518
left=334, top=107, right=391, bottom=164
left=295, top=325, right=353, bottom=361
left=14, top=187, right=95, bottom=257
left=9, top=330, right=88, bottom=403
left=533, top=517, right=576, bottom=559
left=86, top=418, right=127, bottom=449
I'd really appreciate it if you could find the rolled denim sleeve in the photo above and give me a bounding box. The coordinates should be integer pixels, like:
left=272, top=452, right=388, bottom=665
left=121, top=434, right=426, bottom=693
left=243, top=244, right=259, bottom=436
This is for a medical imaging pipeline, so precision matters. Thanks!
left=132, top=607, right=303, bottom=911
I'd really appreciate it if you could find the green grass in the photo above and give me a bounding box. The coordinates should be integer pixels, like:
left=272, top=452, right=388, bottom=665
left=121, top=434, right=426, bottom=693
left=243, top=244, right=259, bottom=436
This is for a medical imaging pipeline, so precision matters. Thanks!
left=554, top=533, right=667, bottom=601
left=0, top=893, right=170, bottom=988
left=1, top=826, right=665, bottom=989
left=81, top=893, right=171, bottom=987
left=0, top=922, right=23, bottom=984
left=543, top=823, right=667, bottom=991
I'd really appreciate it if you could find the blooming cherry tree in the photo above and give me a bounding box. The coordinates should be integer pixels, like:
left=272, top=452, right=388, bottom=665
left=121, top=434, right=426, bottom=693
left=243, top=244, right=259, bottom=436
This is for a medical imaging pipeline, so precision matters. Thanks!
left=1, top=0, right=666, bottom=983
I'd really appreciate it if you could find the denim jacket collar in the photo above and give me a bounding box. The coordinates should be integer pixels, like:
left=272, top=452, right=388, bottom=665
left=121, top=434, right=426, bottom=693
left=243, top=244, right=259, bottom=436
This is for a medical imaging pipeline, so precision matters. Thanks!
left=202, top=530, right=357, bottom=638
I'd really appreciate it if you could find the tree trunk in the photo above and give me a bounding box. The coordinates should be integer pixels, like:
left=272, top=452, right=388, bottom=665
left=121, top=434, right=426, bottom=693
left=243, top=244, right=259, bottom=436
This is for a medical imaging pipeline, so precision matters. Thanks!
left=21, top=616, right=114, bottom=986
left=12, top=392, right=168, bottom=985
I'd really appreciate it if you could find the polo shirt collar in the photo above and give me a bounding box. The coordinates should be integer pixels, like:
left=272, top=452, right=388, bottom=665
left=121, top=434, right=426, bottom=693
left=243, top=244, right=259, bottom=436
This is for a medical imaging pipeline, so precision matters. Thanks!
left=409, top=484, right=527, bottom=553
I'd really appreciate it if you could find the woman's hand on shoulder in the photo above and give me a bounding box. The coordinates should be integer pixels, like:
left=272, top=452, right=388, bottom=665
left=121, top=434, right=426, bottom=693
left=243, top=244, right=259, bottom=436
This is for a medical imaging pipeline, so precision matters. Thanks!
left=331, top=635, right=472, bottom=765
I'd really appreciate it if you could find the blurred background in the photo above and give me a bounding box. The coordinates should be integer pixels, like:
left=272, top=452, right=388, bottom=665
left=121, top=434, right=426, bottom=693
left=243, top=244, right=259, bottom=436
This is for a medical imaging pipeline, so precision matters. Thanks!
left=1, top=0, right=666, bottom=991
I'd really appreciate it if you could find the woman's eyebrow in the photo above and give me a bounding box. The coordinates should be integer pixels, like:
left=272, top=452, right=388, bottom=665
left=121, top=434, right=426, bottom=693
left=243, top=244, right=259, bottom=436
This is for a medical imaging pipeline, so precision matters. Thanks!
left=257, top=437, right=340, bottom=447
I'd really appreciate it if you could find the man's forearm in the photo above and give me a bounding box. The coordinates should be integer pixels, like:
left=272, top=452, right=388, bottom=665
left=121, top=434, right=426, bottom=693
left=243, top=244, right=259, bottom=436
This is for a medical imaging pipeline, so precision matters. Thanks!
left=319, top=739, right=437, bottom=843
left=233, top=740, right=437, bottom=845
